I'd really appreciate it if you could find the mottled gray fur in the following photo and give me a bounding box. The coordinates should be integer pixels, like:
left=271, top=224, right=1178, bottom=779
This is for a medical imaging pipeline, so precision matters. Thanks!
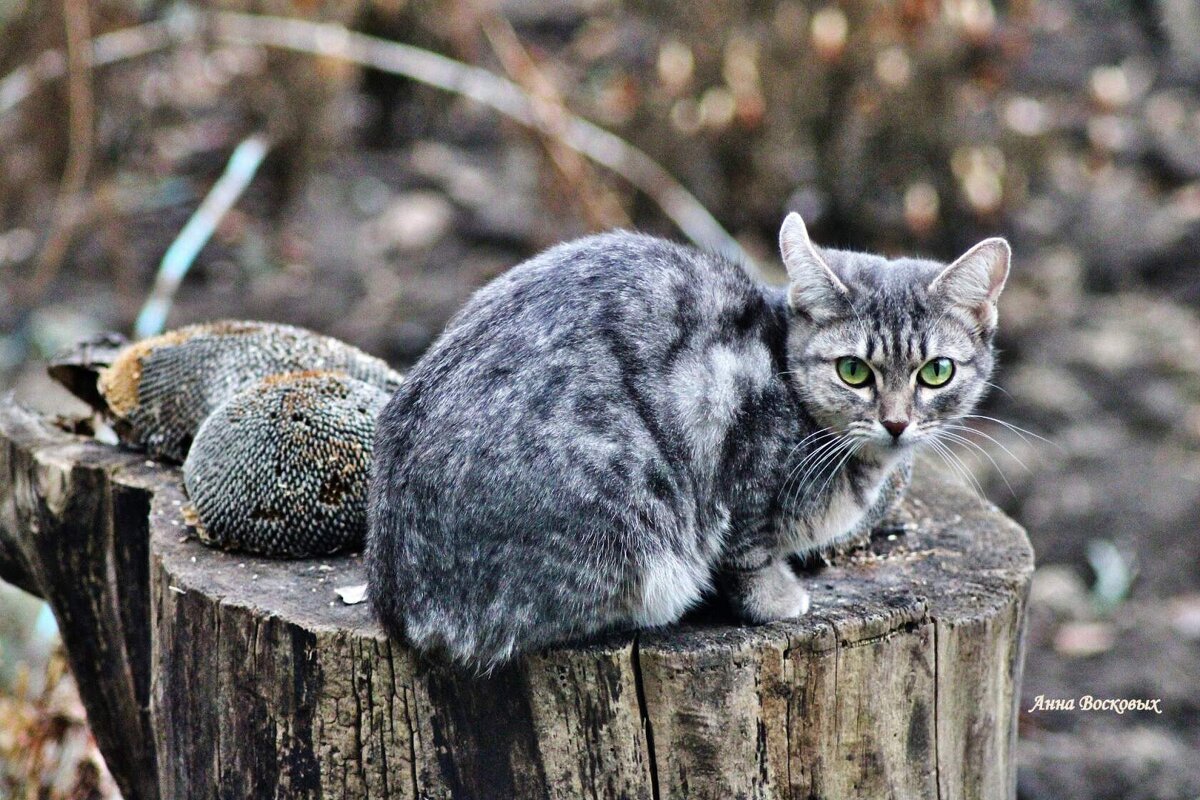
left=368, top=213, right=1010, bottom=668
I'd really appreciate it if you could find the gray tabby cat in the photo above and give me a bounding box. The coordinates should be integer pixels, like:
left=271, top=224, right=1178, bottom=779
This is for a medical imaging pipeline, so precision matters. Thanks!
left=368, top=213, right=1009, bottom=669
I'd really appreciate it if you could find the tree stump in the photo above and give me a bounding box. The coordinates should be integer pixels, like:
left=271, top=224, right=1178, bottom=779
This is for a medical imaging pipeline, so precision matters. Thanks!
left=0, top=396, right=1033, bottom=800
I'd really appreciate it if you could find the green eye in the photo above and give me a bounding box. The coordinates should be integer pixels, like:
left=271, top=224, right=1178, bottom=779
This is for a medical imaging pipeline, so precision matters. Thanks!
left=836, top=356, right=873, bottom=387
left=918, top=357, right=955, bottom=387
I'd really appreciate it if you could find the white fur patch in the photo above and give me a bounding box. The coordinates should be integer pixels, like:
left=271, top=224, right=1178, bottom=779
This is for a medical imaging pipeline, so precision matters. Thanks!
left=810, top=489, right=870, bottom=545
left=789, top=477, right=885, bottom=552
left=743, top=560, right=810, bottom=622
left=671, top=343, right=772, bottom=466
left=631, top=551, right=710, bottom=627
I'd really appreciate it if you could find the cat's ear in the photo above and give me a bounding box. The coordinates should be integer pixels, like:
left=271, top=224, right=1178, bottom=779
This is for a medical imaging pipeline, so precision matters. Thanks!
left=780, top=212, right=848, bottom=322
left=928, top=237, right=1010, bottom=329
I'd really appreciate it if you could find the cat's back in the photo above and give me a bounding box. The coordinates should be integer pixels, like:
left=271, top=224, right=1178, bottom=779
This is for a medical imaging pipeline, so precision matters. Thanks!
left=452, top=230, right=759, bottom=347
left=386, top=231, right=766, bottom=423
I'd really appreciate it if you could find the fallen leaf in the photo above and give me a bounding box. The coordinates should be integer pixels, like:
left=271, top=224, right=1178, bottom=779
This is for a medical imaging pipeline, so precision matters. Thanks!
left=335, top=583, right=368, bottom=605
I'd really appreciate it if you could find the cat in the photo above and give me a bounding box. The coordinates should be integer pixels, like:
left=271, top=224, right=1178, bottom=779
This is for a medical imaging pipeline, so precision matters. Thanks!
left=367, top=212, right=1010, bottom=669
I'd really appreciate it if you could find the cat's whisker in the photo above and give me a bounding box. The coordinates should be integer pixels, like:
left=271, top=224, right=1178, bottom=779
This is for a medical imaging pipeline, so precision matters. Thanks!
left=793, top=445, right=847, bottom=508
left=796, top=427, right=840, bottom=449
left=926, top=432, right=983, bottom=493
left=787, top=435, right=856, bottom=509
left=785, top=429, right=840, bottom=463
left=779, top=433, right=845, bottom=508
left=934, top=429, right=998, bottom=467
left=780, top=430, right=842, bottom=483
left=958, top=414, right=1061, bottom=451
left=935, top=436, right=990, bottom=500
left=941, top=423, right=1032, bottom=474
left=934, top=428, right=1017, bottom=496
left=801, top=448, right=859, bottom=503
left=982, top=380, right=1014, bottom=400
left=924, top=438, right=964, bottom=487
left=924, top=436, right=987, bottom=501
left=776, top=429, right=840, bottom=494
left=916, top=424, right=1003, bottom=494
left=785, top=440, right=850, bottom=510
left=806, top=438, right=864, bottom=506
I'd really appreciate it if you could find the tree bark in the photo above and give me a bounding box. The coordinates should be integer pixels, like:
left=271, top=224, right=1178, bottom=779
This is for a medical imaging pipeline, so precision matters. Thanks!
left=0, top=396, right=1033, bottom=799
left=0, top=399, right=160, bottom=800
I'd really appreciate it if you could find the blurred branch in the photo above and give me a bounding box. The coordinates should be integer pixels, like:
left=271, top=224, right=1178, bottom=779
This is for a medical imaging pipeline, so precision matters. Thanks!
left=0, top=10, right=754, bottom=273
left=212, top=12, right=755, bottom=270
left=134, top=135, right=271, bottom=339
left=479, top=13, right=630, bottom=232
left=27, top=0, right=95, bottom=305
left=0, top=15, right=177, bottom=310
left=0, top=20, right=174, bottom=117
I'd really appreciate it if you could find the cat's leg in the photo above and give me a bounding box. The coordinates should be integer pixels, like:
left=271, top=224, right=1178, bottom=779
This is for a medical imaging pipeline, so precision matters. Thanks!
left=867, top=458, right=913, bottom=527
left=841, top=457, right=915, bottom=543
left=720, top=554, right=810, bottom=623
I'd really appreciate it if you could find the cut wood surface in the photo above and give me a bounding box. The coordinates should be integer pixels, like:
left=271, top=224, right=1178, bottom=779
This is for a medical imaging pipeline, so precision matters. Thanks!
left=0, top=396, right=1033, bottom=800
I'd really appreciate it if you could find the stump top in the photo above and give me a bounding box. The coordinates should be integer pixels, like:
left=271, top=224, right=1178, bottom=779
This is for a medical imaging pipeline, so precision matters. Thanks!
left=1, top=397, right=1032, bottom=659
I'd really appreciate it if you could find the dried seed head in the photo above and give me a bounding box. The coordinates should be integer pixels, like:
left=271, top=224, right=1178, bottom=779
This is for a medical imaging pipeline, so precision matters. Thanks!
left=96, top=320, right=402, bottom=462
left=183, top=371, right=391, bottom=558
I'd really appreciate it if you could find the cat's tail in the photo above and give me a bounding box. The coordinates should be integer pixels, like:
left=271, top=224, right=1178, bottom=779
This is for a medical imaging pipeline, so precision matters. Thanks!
left=401, top=606, right=524, bottom=674
left=365, top=495, right=531, bottom=671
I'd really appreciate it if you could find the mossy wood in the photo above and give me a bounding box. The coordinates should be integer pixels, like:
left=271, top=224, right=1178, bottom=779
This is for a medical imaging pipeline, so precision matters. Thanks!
left=0, top=397, right=1033, bottom=800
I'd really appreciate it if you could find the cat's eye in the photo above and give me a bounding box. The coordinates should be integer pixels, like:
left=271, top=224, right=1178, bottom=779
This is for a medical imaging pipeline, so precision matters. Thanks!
left=836, top=356, right=873, bottom=387
left=918, top=357, right=955, bottom=387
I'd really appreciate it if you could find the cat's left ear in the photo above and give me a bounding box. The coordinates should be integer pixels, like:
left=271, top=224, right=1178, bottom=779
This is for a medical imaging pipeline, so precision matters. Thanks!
left=780, top=212, right=849, bottom=322
left=928, top=238, right=1011, bottom=330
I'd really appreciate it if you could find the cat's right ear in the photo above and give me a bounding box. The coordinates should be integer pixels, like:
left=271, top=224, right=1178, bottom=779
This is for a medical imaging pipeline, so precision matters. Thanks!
left=928, top=237, right=1010, bottom=330
left=780, top=212, right=848, bottom=322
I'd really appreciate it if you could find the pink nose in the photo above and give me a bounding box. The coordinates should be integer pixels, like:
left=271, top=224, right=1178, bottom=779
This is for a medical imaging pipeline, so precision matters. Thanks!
left=882, top=420, right=909, bottom=439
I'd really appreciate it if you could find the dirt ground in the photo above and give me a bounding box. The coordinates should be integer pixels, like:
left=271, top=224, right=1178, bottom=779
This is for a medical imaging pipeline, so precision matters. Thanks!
left=2, top=1, right=1199, bottom=798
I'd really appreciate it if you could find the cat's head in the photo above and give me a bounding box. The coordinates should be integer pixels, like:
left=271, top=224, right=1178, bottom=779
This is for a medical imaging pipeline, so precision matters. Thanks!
left=779, top=212, right=1009, bottom=457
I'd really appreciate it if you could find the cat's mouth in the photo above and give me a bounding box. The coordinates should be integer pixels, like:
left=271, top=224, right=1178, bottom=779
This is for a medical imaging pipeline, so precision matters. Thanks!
left=845, top=432, right=920, bottom=462
left=841, top=420, right=923, bottom=454
left=879, top=436, right=918, bottom=452
left=867, top=423, right=920, bottom=450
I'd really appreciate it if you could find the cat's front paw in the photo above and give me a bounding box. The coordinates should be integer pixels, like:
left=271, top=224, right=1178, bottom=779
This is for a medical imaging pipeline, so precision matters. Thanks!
left=729, top=558, right=811, bottom=623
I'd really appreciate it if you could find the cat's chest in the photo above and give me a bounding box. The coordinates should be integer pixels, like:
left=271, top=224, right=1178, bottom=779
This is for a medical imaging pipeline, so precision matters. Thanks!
left=779, top=464, right=889, bottom=553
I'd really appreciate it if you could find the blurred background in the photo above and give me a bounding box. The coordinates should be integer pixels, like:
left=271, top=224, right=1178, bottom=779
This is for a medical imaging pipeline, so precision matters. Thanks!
left=1, top=0, right=1198, bottom=798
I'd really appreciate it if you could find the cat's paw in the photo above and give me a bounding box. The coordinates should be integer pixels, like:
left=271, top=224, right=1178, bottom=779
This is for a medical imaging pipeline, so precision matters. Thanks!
left=738, top=559, right=811, bottom=623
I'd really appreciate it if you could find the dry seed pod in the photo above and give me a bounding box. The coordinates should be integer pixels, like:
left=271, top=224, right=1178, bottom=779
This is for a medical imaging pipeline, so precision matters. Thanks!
left=182, top=371, right=390, bottom=557
left=95, top=320, right=403, bottom=462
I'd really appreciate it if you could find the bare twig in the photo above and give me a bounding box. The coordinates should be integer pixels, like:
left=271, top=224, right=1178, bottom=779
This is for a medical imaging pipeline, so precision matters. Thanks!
left=134, top=135, right=271, bottom=338
left=27, top=0, right=95, bottom=304
left=0, top=10, right=753, bottom=272
left=1, top=15, right=177, bottom=304
left=0, top=19, right=174, bottom=117
left=211, top=12, right=754, bottom=269
left=480, top=13, right=629, bottom=232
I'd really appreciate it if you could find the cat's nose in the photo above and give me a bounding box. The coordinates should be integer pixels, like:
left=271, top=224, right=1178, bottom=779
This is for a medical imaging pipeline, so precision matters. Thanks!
left=882, top=420, right=909, bottom=439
